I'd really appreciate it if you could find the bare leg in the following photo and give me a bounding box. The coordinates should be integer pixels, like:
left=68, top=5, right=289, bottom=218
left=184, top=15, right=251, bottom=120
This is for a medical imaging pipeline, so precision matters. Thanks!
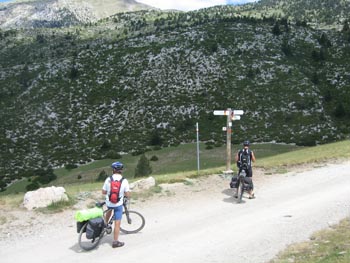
left=113, top=220, right=121, bottom=241
left=112, top=220, right=124, bottom=248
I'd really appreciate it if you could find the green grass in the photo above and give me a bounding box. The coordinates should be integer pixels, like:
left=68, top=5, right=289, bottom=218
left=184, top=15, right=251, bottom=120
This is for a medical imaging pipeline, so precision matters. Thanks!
left=256, top=140, right=350, bottom=169
left=270, top=218, right=350, bottom=263
left=36, top=198, right=76, bottom=214
left=3, top=140, right=350, bottom=195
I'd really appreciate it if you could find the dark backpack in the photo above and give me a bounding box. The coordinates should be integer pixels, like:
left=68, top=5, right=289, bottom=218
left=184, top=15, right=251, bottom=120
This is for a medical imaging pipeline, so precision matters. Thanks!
left=109, top=176, right=124, bottom=204
left=240, top=149, right=251, bottom=168
left=86, top=217, right=104, bottom=239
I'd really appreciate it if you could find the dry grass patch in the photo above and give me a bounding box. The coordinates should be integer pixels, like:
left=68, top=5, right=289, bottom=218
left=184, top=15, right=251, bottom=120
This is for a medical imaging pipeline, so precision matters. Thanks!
left=270, top=218, right=350, bottom=263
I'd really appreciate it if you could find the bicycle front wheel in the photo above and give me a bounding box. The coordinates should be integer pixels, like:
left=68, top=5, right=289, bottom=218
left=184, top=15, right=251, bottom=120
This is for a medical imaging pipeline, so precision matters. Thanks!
left=120, top=210, right=145, bottom=234
left=237, top=179, right=244, bottom=203
left=78, top=222, right=104, bottom=251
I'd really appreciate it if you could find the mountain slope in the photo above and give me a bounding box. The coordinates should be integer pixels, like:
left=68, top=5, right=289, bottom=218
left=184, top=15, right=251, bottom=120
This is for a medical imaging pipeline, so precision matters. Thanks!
left=0, top=0, right=153, bottom=28
left=0, top=4, right=350, bottom=188
left=237, top=0, right=350, bottom=29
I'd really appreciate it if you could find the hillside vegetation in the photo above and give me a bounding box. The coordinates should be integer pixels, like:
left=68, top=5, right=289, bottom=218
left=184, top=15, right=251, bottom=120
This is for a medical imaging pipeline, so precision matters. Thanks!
left=1, top=1, right=350, bottom=190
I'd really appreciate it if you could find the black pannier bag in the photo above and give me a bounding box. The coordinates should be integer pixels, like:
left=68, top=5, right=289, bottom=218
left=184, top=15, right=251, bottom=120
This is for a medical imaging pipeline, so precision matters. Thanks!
left=77, top=220, right=88, bottom=233
left=86, top=217, right=104, bottom=239
left=230, top=176, right=238, bottom=188
left=230, top=175, right=252, bottom=190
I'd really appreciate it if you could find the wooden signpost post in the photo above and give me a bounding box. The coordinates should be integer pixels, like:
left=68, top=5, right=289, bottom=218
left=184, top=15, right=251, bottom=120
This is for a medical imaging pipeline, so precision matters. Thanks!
left=213, top=108, right=244, bottom=174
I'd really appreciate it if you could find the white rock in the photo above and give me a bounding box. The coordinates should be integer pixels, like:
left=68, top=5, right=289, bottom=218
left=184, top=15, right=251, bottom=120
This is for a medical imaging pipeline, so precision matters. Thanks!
left=23, top=186, right=68, bottom=210
left=129, top=177, right=156, bottom=192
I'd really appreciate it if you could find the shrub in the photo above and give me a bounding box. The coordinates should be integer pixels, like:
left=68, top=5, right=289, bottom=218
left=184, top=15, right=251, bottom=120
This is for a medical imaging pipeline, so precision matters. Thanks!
left=65, top=163, right=78, bottom=170
left=96, top=170, right=108, bottom=182
left=135, top=154, right=152, bottom=178
left=150, top=155, right=158, bottom=161
left=26, top=182, right=40, bottom=191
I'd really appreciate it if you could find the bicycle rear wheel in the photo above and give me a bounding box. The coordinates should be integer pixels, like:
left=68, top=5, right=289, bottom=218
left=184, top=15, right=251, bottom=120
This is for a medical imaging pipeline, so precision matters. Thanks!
left=237, top=179, right=244, bottom=203
left=78, top=222, right=104, bottom=251
left=120, top=210, right=145, bottom=234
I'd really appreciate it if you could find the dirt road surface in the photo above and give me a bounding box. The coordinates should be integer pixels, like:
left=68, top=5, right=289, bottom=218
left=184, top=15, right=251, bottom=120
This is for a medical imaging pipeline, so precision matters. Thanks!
left=1, top=161, right=350, bottom=263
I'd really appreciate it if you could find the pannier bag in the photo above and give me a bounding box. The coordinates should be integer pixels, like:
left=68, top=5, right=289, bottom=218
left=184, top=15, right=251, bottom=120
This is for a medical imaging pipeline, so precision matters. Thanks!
left=76, top=220, right=88, bottom=233
left=75, top=207, right=103, bottom=222
left=230, top=176, right=238, bottom=188
left=86, top=217, right=104, bottom=239
left=230, top=175, right=252, bottom=190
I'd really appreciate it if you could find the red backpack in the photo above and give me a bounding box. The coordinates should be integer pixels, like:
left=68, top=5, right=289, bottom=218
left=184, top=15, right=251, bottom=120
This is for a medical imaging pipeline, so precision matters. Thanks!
left=109, top=176, right=124, bottom=204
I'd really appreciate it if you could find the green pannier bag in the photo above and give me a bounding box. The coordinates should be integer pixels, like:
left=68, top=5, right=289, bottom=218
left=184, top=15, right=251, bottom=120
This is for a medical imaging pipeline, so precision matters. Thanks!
left=75, top=207, right=103, bottom=222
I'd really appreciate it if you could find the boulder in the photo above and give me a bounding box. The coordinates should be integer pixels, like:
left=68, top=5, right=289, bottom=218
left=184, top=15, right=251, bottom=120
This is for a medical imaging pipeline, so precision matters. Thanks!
left=23, top=186, right=69, bottom=210
left=130, top=176, right=156, bottom=192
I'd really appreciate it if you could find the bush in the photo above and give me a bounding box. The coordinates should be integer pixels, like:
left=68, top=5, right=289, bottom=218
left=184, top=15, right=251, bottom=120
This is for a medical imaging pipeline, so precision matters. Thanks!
left=135, top=154, right=152, bottom=178
left=150, top=155, right=158, bottom=161
left=26, top=182, right=40, bottom=191
left=96, top=170, right=108, bottom=182
left=106, top=150, right=122, bottom=159
left=65, top=163, right=78, bottom=170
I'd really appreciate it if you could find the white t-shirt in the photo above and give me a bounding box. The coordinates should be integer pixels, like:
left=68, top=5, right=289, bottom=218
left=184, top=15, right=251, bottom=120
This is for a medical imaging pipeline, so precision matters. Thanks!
left=102, top=173, right=130, bottom=207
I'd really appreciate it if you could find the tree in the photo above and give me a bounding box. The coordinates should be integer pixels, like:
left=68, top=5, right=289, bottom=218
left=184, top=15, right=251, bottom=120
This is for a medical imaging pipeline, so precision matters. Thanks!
left=149, top=129, right=162, bottom=146
left=281, top=39, right=292, bottom=56
left=272, top=22, right=281, bottom=36
left=342, top=20, right=349, bottom=33
left=134, top=154, right=152, bottom=178
left=96, top=170, right=108, bottom=182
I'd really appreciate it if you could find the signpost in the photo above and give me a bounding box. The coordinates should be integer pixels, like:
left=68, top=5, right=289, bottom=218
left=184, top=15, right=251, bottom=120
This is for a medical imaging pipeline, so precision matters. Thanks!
left=213, top=108, right=244, bottom=174
left=196, top=122, right=200, bottom=175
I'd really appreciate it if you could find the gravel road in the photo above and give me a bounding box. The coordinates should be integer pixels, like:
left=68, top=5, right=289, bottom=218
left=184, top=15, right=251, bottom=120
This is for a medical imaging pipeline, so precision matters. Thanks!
left=1, top=161, right=350, bottom=263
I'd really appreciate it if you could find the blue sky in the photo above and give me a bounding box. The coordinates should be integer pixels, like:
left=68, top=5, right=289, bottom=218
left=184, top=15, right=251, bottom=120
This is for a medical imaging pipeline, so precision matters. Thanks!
left=0, top=1, right=258, bottom=9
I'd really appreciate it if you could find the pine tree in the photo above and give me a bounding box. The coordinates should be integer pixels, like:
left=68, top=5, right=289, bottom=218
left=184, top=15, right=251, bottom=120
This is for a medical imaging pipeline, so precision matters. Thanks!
left=134, top=154, right=152, bottom=178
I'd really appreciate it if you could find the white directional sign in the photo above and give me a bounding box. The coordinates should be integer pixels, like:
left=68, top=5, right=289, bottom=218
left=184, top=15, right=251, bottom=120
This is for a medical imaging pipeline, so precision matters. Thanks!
left=213, top=110, right=230, bottom=116
left=213, top=110, right=244, bottom=116
left=232, top=110, right=244, bottom=115
left=232, top=115, right=241, bottom=120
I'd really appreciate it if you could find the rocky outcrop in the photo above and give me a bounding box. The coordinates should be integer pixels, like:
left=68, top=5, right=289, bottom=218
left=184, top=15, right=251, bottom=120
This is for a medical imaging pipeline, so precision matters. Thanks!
left=130, top=177, right=156, bottom=192
left=23, top=186, right=69, bottom=210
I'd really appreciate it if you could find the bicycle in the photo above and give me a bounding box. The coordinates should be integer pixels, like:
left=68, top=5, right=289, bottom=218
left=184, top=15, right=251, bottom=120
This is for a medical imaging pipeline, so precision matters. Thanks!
left=236, top=169, right=248, bottom=203
left=230, top=169, right=252, bottom=203
left=78, top=197, right=145, bottom=251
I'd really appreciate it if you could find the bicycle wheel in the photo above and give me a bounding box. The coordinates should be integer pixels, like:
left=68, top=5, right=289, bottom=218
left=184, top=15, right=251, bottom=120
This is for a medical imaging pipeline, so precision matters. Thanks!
left=237, top=179, right=244, bottom=203
left=120, top=210, right=145, bottom=234
left=78, top=222, right=104, bottom=251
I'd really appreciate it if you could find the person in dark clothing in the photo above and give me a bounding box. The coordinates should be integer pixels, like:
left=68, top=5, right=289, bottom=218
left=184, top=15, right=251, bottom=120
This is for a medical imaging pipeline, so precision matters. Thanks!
left=234, top=140, right=256, bottom=199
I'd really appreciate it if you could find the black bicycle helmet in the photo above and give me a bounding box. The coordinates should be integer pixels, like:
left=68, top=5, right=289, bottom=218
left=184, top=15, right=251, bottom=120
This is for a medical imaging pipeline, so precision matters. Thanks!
left=243, top=140, right=250, bottom=146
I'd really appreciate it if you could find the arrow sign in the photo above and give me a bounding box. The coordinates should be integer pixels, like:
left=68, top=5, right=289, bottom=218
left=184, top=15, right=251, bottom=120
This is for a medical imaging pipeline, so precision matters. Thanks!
left=232, top=115, right=241, bottom=120
left=213, top=110, right=229, bottom=116
left=232, top=110, right=244, bottom=115
left=214, top=110, right=244, bottom=116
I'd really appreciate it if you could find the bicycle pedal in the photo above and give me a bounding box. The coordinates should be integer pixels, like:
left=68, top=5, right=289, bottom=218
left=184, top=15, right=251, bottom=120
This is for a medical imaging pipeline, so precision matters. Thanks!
left=106, top=226, right=112, bottom=234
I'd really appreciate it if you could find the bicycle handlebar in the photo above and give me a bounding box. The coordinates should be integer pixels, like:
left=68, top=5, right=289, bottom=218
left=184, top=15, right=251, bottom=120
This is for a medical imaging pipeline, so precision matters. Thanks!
left=96, top=197, right=130, bottom=208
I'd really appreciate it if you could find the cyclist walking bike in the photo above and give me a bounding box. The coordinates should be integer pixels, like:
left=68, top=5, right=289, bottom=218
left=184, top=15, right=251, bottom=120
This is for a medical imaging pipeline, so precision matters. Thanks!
left=77, top=197, right=145, bottom=251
